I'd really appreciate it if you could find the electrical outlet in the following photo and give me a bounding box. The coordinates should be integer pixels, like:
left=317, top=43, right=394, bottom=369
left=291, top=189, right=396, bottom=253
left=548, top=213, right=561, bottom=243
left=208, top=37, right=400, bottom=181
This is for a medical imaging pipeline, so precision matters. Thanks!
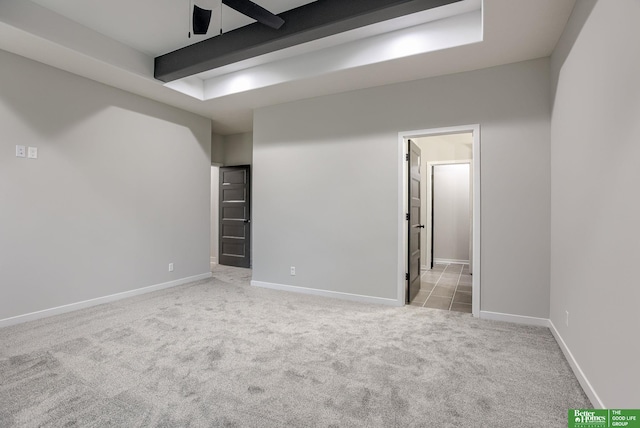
left=565, top=311, right=569, bottom=327
left=28, top=146, right=38, bottom=159
left=16, top=145, right=26, bottom=158
left=290, top=266, right=296, bottom=276
left=168, top=263, right=174, bottom=272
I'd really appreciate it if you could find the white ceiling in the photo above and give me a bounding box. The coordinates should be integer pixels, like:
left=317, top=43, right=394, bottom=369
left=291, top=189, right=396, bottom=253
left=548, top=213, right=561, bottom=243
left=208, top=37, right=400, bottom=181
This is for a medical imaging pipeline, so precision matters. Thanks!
left=0, top=0, right=576, bottom=135
left=30, top=0, right=319, bottom=56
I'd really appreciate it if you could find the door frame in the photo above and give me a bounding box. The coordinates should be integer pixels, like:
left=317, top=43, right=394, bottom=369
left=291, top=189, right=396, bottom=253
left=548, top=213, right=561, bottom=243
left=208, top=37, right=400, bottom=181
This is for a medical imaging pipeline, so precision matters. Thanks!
left=427, top=160, right=472, bottom=269
left=211, top=164, right=222, bottom=271
left=397, top=125, right=480, bottom=317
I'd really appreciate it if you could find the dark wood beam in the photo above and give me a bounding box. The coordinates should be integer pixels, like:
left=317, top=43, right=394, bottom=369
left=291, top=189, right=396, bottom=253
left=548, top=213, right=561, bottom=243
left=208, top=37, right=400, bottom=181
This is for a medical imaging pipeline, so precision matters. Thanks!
left=154, top=0, right=462, bottom=82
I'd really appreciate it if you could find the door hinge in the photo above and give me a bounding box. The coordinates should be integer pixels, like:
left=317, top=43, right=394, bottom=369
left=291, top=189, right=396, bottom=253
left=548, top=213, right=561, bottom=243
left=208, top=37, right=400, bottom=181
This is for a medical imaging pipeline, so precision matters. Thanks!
left=405, top=273, right=409, bottom=281
left=405, top=153, right=410, bottom=161
left=406, top=213, right=410, bottom=221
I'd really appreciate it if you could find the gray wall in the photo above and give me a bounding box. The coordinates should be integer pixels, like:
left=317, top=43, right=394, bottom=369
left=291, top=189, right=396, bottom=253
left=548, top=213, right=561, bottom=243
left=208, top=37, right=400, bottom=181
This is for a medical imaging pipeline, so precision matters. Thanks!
left=254, top=58, right=551, bottom=317
left=211, top=132, right=253, bottom=166
left=223, top=133, right=253, bottom=166
left=211, top=132, right=225, bottom=165
left=550, top=0, right=640, bottom=407
left=549, top=0, right=598, bottom=100
left=0, top=49, right=212, bottom=321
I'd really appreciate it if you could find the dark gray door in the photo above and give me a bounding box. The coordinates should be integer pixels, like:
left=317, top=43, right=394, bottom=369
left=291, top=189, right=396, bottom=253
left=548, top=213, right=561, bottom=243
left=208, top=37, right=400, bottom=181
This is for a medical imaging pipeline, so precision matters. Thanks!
left=219, top=166, right=251, bottom=268
left=408, top=140, right=423, bottom=303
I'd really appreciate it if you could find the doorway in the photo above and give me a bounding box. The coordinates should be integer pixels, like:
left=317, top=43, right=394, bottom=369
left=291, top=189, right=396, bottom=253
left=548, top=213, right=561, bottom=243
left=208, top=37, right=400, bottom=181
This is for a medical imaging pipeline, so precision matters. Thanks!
left=218, top=165, right=251, bottom=268
left=398, top=125, right=480, bottom=317
left=429, top=161, right=471, bottom=269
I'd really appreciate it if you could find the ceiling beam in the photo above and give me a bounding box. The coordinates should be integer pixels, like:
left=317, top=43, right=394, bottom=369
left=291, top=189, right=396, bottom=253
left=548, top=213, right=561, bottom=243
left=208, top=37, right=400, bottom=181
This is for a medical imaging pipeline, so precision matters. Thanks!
left=154, top=0, right=462, bottom=82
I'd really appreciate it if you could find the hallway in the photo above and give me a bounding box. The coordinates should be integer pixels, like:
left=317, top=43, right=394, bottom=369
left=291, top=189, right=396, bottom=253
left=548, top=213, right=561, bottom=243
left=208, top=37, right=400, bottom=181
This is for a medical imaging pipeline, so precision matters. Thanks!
left=410, top=263, right=471, bottom=313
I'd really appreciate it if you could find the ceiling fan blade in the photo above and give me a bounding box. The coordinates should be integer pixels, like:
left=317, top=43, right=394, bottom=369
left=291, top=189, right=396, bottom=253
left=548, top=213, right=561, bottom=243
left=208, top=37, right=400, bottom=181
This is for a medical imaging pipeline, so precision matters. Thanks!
left=193, top=5, right=213, bottom=35
left=222, top=0, right=285, bottom=29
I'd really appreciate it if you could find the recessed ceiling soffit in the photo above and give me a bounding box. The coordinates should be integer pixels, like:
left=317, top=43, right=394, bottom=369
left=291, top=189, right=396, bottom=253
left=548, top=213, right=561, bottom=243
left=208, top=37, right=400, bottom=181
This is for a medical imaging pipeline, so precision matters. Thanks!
left=154, top=0, right=463, bottom=82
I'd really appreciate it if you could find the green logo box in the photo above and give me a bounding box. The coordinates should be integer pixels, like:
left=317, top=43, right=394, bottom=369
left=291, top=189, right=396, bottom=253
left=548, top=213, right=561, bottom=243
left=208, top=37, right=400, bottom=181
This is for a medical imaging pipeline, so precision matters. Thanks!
left=569, top=410, right=640, bottom=428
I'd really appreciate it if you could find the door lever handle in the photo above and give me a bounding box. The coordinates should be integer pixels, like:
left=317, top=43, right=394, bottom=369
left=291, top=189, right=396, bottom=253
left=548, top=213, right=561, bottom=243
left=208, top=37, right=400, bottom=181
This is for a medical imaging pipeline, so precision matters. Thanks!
left=417, top=224, right=425, bottom=228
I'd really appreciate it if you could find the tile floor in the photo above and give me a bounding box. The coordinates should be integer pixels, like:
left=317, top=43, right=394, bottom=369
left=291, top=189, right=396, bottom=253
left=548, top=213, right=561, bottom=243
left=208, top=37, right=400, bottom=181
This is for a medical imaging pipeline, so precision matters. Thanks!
left=410, top=263, right=472, bottom=313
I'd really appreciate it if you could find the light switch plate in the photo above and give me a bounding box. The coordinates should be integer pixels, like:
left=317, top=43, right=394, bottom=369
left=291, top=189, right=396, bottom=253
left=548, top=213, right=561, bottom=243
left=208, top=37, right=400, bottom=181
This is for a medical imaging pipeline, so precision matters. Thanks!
left=16, top=145, right=26, bottom=158
left=28, top=146, right=38, bottom=159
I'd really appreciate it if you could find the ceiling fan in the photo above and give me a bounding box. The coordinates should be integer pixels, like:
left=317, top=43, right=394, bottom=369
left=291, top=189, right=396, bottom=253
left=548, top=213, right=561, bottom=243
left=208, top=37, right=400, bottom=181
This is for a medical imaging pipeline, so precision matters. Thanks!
left=191, top=0, right=285, bottom=37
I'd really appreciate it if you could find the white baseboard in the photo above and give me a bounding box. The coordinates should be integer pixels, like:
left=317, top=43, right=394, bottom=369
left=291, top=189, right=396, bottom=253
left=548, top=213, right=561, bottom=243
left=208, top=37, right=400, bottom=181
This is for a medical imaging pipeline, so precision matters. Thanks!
left=433, top=258, right=469, bottom=265
left=0, top=273, right=601, bottom=409
left=210, top=257, right=217, bottom=271
left=0, top=272, right=212, bottom=328
left=479, top=311, right=600, bottom=408
left=251, top=280, right=402, bottom=307
left=479, top=310, right=550, bottom=327
left=548, top=320, right=604, bottom=409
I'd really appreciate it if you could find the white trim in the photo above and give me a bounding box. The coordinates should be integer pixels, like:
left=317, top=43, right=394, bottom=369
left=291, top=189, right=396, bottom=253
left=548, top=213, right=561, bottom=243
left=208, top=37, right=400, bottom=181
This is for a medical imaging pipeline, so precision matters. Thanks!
left=251, top=280, right=402, bottom=307
left=210, top=257, right=218, bottom=271
left=548, top=320, right=604, bottom=409
left=433, top=258, right=470, bottom=265
left=398, top=124, right=481, bottom=317
left=478, top=312, right=602, bottom=408
left=0, top=272, right=213, bottom=328
left=471, top=126, right=480, bottom=315
left=398, top=136, right=408, bottom=305
left=479, top=310, right=550, bottom=327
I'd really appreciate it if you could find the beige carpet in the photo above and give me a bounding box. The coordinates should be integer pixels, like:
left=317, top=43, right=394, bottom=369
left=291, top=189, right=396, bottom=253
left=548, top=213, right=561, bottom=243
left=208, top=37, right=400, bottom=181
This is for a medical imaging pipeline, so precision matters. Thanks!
left=0, top=265, right=590, bottom=427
